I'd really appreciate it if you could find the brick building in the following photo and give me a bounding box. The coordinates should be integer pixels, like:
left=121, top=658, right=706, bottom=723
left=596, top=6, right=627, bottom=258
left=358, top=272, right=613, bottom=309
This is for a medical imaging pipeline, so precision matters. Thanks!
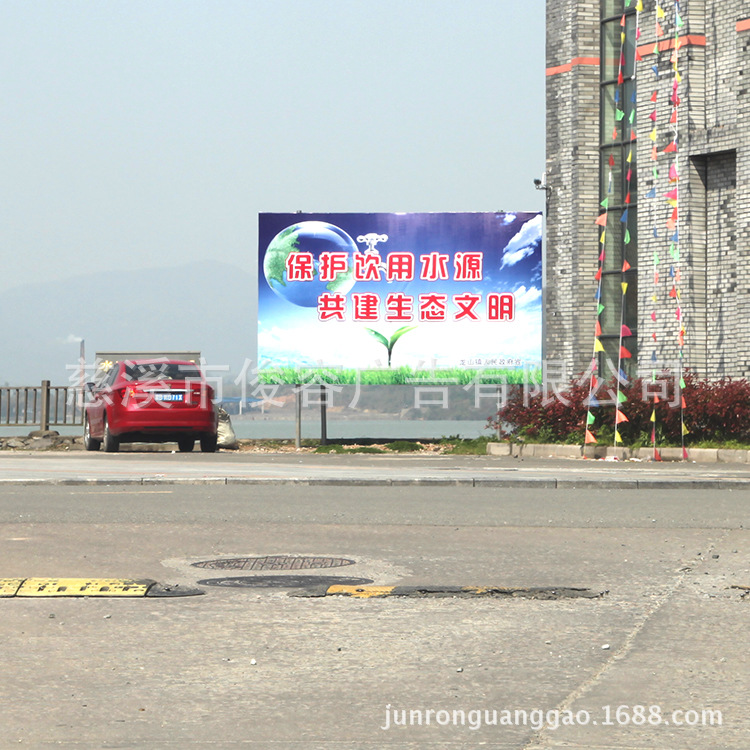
left=545, top=0, right=750, bottom=381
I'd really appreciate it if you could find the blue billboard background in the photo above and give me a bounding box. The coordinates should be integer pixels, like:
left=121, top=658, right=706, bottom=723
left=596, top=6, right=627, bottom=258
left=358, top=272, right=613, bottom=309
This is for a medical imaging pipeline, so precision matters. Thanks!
left=258, top=212, right=542, bottom=384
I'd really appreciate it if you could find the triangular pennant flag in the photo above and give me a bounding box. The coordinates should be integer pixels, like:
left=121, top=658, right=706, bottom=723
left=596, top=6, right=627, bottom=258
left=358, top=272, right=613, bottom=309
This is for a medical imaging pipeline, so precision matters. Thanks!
left=650, top=409, right=656, bottom=423
left=682, top=422, right=690, bottom=436
left=585, top=429, right=597, bottom=444
left=600, top=197, right=609, bottom=209
left=654, top=448, right=662, bottom=462
left=618, top=391, right=628, bottom=403
left=622, top=260, right=631, bottom=272
left=598, top=303, right=605, bottom=315
left=587, top=411, right=596, bottom=425
left=588, top=395, right=600, bottom=408
left=620, top=345, right=632, bottom=359
left=620, top=208, right=629, bottom=223
left=621, top=324, right=632, bottom=337
left=664, top=141, right=678, bottom=153
left=594, top=339, right=605, bottom=353
left=616, top=410, right=629, bottom=424
left=595, top=320, right=602, bottom=336
left=664, top=188, right=678, bottom=201
left=621, top=282, right=629, bottom=295
left=669, top=164, right=680, bottom=182
left=682, top=447, right=689, bottom=460
left=595, top=212, right=608, bottom=226
left=624, top=229, right=631, bottom=244
left=595, top=267, right=602, bottom=281
left=669, top=286, right=677, bottom=298
left=681, top=396, right=687, bottom=409
left=680, top=377, right=686, bottom=389
left=615, top=430, right=623, bottom=444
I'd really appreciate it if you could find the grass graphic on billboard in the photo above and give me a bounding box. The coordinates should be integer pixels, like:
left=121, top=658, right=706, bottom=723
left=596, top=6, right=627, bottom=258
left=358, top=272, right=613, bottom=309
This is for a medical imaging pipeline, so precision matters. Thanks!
left=257, top=366, right=541, bottom=386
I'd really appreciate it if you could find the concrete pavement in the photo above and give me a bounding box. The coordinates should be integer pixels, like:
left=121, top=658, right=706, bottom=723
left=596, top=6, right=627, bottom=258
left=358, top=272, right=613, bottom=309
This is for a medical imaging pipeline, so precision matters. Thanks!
left=2, top=449, right=750, bottom=488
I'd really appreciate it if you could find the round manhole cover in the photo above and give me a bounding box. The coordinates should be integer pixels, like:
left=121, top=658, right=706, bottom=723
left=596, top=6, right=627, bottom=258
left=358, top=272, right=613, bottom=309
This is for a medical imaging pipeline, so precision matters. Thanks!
left=197, top=575, right=373, bottom=589
left=192, top=556, right=356, bottom=571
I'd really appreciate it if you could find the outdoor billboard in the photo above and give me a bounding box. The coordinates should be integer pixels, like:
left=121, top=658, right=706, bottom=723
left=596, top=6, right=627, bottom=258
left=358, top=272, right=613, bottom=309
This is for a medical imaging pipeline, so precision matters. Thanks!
left=257, top=212, right=542, bottom=385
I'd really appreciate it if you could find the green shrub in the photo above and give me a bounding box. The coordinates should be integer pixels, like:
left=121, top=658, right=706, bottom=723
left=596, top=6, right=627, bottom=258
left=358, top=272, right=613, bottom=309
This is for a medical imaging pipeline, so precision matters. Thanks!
left=488, top=372, right=750, bottom=446
left=384, top=441, right=423, bottom=452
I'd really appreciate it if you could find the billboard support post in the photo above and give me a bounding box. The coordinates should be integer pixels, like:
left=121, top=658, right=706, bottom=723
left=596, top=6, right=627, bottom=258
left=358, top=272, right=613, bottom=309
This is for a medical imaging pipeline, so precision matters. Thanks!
left=320, top=385, right=328, bottom=445
left=295, top=385, right=302, bottom=449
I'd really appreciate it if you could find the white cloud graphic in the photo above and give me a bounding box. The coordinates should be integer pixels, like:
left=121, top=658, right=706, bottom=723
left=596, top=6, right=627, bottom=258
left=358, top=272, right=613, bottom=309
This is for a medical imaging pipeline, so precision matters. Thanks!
left=500, top=214, right=543, bottom=269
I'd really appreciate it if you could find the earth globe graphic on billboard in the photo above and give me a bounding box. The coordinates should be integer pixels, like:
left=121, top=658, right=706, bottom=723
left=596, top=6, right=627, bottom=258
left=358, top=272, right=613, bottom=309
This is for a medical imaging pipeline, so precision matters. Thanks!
left=263, top=221, right=357, bottom=307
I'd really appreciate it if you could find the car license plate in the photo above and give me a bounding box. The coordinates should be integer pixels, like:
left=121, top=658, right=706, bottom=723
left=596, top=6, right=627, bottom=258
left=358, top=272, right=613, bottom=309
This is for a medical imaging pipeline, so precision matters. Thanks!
left=155, top=392, right=183, bottom=402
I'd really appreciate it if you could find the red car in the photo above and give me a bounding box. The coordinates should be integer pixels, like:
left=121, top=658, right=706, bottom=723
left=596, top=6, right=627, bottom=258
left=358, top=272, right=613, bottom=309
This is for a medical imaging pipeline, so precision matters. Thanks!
left=84, top=359, right=218, bottom=452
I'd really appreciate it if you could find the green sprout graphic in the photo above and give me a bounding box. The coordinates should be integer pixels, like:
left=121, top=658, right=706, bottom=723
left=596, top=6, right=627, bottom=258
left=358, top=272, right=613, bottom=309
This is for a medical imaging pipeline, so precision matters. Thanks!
left=364, top=325, right=418, bottom=367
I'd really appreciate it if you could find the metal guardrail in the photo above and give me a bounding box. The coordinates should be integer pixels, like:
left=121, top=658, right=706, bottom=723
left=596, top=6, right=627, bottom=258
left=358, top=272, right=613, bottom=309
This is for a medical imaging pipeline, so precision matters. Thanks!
left=0, top=381, right=84, bottom=431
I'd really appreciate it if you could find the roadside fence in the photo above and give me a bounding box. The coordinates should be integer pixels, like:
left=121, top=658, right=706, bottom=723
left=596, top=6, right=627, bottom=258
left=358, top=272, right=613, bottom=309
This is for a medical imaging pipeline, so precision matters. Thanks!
left=0, top=381, right=84, bottom=431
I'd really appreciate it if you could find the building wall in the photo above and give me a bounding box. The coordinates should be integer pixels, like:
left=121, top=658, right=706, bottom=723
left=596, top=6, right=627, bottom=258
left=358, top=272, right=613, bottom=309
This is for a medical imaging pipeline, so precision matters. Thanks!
left=546, top=0, right=750, bottom=380
left=545, top=0, right=601, bottom=378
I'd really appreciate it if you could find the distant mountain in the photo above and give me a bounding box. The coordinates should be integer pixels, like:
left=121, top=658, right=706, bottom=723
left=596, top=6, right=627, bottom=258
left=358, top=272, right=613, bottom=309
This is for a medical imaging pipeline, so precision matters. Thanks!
left=0, top=261, right=257, bottom=385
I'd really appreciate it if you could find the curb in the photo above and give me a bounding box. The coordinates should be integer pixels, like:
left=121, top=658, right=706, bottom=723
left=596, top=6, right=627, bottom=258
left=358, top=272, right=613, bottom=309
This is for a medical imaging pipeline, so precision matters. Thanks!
left=487, top=442, right=750, bottom=464
left=1, top=476, right=750, bottom=490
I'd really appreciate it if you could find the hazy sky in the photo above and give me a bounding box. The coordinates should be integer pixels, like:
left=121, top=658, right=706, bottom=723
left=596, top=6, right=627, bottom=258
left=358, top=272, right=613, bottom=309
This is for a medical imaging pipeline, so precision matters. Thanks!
left=1, top=1, right=545, bottom=294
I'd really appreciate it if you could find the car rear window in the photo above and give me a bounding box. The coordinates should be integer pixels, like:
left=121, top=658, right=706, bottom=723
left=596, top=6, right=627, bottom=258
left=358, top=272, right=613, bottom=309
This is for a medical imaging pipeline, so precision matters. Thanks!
left=124, top=362, right=203, bottom=382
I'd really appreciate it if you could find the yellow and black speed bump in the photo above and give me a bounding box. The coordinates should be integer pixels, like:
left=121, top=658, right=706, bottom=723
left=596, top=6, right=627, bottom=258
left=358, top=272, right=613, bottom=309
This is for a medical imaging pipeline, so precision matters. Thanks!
left=0, top=578, right=203, bottom=598
left=289, top=584, right=607, bottom=600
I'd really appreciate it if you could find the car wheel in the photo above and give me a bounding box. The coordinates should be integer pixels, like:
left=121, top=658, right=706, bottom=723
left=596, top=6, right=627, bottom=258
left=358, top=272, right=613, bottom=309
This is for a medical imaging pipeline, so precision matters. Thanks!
left=102, top=416, right=120, bottom=453
left=83, top=415, right=101, bottom=452
left=200, top=433, right=218, bottom=453
left=177, top=438, right=194, bottom=452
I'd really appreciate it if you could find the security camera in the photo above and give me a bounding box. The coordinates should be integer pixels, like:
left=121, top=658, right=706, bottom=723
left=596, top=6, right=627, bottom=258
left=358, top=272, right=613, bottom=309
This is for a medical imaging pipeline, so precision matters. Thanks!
left=533, top=178, right=542, bottom=187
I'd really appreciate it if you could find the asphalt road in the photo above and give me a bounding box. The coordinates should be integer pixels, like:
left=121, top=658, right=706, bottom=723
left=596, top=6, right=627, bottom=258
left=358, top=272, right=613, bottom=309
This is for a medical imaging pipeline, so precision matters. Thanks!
left=1, top=456, right=749, bottom=748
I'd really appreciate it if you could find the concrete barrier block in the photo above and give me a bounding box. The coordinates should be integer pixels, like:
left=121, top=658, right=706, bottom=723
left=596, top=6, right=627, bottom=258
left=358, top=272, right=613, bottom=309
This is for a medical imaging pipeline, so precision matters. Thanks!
left=583, top=444, right=608, bottom=460
left=717, top=449, right=747, bottom=464
left=486, top=442, right=511, bottom=456
left=605, top=447, right=631, bottom=460
left=657, top=448, right=685, bottom=461
left=687, top=448, right=718, bottom=463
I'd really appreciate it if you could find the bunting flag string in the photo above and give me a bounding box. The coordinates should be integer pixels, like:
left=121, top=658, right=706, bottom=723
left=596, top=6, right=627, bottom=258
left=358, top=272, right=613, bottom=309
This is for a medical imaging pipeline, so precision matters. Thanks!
left=666, top=0, right=688, bottom=459
left=612, top=0, right=641, bottom=448
left=649, top=3, right=664, bottom=460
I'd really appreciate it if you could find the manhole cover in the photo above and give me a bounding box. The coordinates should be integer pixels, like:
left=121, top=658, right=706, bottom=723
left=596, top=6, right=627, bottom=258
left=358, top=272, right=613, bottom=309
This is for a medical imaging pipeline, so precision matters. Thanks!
left=197, top=575, right=373, bottom=589
left=192, top=556, right=355, bottom=571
